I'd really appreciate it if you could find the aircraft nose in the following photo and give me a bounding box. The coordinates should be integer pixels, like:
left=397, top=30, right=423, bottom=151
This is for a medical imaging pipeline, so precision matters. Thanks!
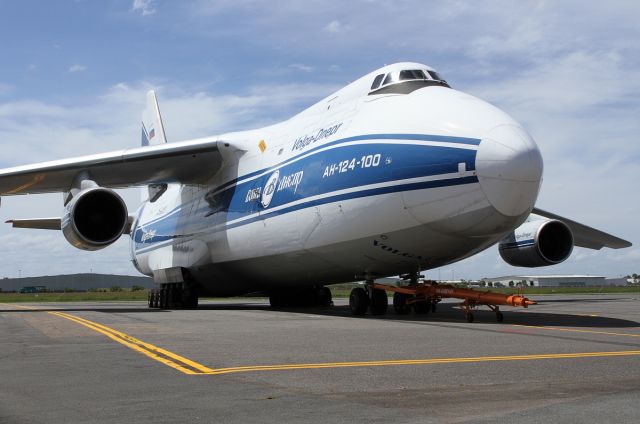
left=475, top=124, right=543, bottom=217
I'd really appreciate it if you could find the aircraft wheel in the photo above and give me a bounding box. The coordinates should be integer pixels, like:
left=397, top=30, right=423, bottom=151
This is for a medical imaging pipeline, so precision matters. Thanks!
left=496, top=312, right=504, bottom=323
left=160, top=287, right=169, bottom=309
left=349, top=288, right=369, bottom=315
left=370, top=289, right=388, bottom=315
left=184, top=292, right=198, bottom=309
left=147, top=290, right=154, bottom=308
left=393, top=293, right=410, bottom=315
left=269, top=293, right=283, bottom=308
left=413, top=300, right=430, bottom=314
left=318, top=287, right=333, bottom=307
left=151, top=289, right=160, bottom=308
left=466, top=312, right=474, bottom=323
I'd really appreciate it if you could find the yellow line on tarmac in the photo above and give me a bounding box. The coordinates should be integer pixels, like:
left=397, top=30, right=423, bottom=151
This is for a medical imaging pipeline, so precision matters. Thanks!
left=2, top=303, right=213, bottom=375
left=201, top=350, right=640, bottom=375
left=5, top=304, right=640, bottom=377
left=512, top=324, right=640, bottom=338
left=49, top=311, right=214, bottom=375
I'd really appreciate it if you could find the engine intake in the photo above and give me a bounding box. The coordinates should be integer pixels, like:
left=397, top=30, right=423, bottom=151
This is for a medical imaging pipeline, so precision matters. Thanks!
left=499, top=219, right=574, bottom=267
left=62, top=187, right=128, bottom=251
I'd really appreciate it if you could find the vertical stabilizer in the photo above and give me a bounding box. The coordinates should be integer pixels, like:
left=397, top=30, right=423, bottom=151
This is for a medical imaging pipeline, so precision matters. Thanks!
left=141, top=91, right=168, bottom=202
left=141, top=90, right=167, bottom=146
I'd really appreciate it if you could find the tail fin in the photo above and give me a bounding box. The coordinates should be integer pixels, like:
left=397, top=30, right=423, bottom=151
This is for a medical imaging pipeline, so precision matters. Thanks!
left=141, top=91, right=169, bottom=202
left=141, top=90, right=167, bottom=146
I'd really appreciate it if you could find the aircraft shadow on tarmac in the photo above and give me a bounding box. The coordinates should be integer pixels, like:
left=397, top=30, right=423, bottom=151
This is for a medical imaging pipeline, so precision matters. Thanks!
left=195, top=301, right=640, bottom=329
left=1, top=299, right=638, bottom=328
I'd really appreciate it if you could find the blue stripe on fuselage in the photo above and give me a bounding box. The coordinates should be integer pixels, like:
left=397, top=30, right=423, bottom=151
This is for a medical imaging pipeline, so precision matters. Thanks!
left=211, top=132, right=481, bottom=195
left=133, top=135, right=480, bottom=251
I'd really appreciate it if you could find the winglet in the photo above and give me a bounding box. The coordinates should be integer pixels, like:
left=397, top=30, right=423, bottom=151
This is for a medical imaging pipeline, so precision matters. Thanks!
left=141, top=90, right=167, bottom=147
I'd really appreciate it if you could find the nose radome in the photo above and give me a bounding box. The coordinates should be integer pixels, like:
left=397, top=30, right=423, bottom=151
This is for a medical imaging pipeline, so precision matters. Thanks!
left=475, top=124, right=543, bottom=217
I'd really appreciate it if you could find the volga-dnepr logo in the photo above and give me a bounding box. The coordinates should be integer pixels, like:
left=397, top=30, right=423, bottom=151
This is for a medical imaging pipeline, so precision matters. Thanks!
left=261, top=170, right=279, bottom=208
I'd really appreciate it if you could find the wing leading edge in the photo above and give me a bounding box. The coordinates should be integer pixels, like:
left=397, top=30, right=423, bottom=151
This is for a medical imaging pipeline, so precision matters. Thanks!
left=532, top=207, right=632, bottom=250
left=0, top=137, right=228, bottom=196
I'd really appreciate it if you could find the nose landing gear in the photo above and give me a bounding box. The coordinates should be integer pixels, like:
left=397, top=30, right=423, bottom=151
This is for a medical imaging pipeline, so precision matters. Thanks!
left=349, top=279, right=534, bottom=322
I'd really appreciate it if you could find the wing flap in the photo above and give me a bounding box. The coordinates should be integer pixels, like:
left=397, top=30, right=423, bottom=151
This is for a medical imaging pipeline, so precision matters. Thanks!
left=532, top=207, right=632, bottom=250
left=0, top=138, right=226, bottom=195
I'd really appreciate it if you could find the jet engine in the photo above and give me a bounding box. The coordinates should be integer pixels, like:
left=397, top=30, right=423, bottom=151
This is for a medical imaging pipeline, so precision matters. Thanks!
left=499, top=219, right=574, bottom=267
left=61, top=187, right=128, bottom=251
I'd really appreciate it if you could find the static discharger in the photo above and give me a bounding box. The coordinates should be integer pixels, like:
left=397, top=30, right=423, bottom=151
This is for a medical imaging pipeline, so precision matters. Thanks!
left=372, top=281, right=536, bottom=323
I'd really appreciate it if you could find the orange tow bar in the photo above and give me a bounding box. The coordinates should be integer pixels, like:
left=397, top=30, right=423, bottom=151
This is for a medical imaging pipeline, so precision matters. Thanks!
left=371, top=281, right=536, bottom=323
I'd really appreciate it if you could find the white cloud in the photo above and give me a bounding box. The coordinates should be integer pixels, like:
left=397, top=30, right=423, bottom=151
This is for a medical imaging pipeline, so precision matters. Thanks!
left=0, top=79, right=338, bottom=276
left=289, top=63, right=313, bottom=73
left=132, top=0, right=156, bottom=16
left=323, top=19, right=349, bottom=34
left=68, top=64, right=87, bottom=73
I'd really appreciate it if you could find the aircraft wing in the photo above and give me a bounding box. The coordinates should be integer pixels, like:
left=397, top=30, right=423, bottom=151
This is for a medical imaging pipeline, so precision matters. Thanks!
left=532, top=207, right=632, bottom=250
left=0, top=138, right=225, bottom=196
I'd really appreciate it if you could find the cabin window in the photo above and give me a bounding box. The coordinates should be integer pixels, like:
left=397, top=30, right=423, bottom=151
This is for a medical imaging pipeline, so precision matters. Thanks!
left=371, top=74, right=385, bottom=90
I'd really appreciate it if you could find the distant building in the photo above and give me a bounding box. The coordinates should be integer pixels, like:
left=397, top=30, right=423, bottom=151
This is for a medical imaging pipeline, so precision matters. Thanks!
left=481, top=275, right=626, bottom=288
left=0, top=274, right=153, bottom=292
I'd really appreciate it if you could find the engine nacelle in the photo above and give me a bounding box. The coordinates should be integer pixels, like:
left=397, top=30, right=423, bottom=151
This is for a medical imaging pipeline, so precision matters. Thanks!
left=499, top=219, right=574, bottom=267
left=61, top=187, right=128, bottom=251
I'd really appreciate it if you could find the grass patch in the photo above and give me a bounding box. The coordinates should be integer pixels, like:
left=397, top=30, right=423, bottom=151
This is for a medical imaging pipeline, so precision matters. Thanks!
left=0, top=291, right=150, bottom=303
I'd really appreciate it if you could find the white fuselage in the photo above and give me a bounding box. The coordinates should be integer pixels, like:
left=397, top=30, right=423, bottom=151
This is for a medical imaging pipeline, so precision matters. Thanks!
left=130, top=63, right=543, bottom=296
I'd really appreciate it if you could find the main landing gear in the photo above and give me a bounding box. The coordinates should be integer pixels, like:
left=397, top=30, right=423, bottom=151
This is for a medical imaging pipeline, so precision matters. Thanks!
left=148, top=282, right=198, bottom=310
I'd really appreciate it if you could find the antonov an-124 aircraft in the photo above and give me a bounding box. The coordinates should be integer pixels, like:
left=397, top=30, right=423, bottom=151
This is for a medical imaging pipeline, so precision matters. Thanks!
left=0, top=62, right=631, bottom=315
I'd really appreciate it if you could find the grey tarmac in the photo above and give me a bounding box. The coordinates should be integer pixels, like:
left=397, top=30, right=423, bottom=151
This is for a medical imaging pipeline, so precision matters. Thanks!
left=1, top=294, right=639, bottom=423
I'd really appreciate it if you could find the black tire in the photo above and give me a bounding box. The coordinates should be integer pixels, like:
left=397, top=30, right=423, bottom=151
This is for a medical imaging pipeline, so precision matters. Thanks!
left=370, top=289, right=388, bottom=315
left=160, top=287, right=168, bottom=309
left=496, top=312, right=504, bottom=323
left=466, top=312, right=474, bottom=323
left=151, top=289, right=160, bottom=308
left=269, top=293, right=283, bottom=308
left=184, top=293, right=198, bottom=309
left=349, top=288, right=369, bottom=315
left=148, top=290, right=154, bottom=308
left=413, top=300, right=430, bottom=314
left=393, top=292, right=410, bottom=315
left=318, top=287, right=333, bottom=307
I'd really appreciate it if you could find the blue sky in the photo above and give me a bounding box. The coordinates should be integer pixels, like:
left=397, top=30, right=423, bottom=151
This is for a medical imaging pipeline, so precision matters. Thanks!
left=0, top=0, right=638, bottom=279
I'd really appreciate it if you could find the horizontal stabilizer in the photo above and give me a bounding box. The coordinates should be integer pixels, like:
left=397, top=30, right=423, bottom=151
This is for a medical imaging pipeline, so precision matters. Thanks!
left=532, top=207, right=632, bottom=250
left=6, top=218, right=61, bottom=230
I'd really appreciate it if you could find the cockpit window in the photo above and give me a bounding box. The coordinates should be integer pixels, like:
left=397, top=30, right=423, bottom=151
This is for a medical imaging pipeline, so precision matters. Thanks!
left=368, top=68, right=450, bottom=95
left=371, top=74, right=384, bottom=90
left=427, top=70, right=443, bottom=81
left=399, top=70, right=426, bottom=81
left=382, top=72, right=399, bottom=86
